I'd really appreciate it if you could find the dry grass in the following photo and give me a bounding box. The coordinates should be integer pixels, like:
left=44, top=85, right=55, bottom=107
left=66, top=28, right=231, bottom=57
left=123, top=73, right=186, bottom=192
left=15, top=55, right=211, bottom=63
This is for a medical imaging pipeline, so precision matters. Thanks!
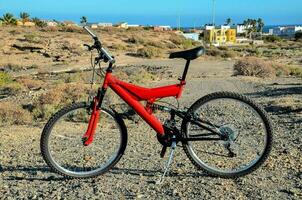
left=16, top=77, right=45, bottom=90
left=136, top=47, right=164, bottom=58
left=32, top=83, right=91, bottom=120
left=234, top=57, right=277, bottom=78
left=271, top=96, right=301, bottom=112
left=0, top=102, right=33, bottom=125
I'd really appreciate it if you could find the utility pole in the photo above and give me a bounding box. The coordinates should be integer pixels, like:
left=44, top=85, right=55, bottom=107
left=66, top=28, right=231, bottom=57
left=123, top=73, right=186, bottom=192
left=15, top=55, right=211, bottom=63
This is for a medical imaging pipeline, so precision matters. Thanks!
left=212, top=0, right=216, bottom=26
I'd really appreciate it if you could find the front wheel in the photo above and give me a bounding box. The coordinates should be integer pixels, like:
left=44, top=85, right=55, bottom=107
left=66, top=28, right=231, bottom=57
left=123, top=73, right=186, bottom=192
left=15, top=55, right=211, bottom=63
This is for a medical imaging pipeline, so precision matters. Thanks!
left=181, top=92, right=273, bottom=178
left=40, top=102, right=128, bottom=179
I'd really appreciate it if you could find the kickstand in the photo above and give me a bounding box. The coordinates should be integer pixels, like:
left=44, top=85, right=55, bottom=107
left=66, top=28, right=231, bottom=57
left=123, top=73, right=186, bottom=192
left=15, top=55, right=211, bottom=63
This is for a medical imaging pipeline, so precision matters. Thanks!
left=157, top=136, right=177, bottom=184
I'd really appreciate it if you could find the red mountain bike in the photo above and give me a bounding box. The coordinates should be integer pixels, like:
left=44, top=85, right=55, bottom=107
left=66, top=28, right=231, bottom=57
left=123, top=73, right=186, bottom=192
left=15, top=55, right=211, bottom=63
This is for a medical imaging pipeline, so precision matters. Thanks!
left=40, top=27, right=273, bottom=180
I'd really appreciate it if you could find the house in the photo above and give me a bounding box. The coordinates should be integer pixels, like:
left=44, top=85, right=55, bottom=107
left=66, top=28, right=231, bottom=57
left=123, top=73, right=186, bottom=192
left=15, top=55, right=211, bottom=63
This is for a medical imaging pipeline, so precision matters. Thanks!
left=269, top=26, right=302, bottom=36
left=128, top=24, right=140, bottom=28
left=85, top=23, right=98, bottom=29
left=63, top=21, right=76, bottom=27
left=236, top=24, right=252, bottom=34
left=153, top=25, right=172, bottom=31
left=204, top=27, right=237, bottom=44
left=98, top=23, right=113, bottom=27
left=183, top=33, right=200, bottom=41
left=115, top=22, right=128, bottom=29
left=17, top=21, right=35, bottom=26
left=43, top=20, right=58, bottom=27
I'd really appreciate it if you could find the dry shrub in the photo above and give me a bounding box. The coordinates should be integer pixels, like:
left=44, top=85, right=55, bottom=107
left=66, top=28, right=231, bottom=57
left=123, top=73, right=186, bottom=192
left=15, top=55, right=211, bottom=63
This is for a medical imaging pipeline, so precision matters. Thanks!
left=0, top=102, right=33, bottom=125
left=110, top=43, right=127, bottom=51
left=206, top=48, right=223, bottom=57
left=16, top=78, right=45, bottom=90
left=33, top=83, right=91, bottom=120
left=61, top=41, right=82, bottom=55
left=41, top=26, right=59, bottom=32
left=288, top=66, right=302, bottom=78
left=137, top=47, right=163, bottom=58
left=169, top=34, right=198, bottom=49
left=0, top=72, right=24, bottom=94
left=127, top=35, right=146, bottom=44
left=60, top=26, right=82, bottom=33
left=234, top=57, right=276, bottom=78
left=222, top=50, right=238, bottom=58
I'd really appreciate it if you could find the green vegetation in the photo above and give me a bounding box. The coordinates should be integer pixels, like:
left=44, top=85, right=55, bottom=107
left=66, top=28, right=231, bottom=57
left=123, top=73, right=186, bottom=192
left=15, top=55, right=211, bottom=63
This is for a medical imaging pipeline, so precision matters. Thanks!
left=0, top=13, right=17, bottom=25
left=295, top=32, right=302, bottom=41
left=242, top=18, right=264, bottom=38
left=20, top=12, right=30, bottom=24
left=288, top=66, right=302, bottom=78
left=32, top=17, right=47, bottom=28
left=0, top=72, right=23, bottom=94
left=264, top=35, right=282, bottom=43
left=80, top=16, right=87, bottom=24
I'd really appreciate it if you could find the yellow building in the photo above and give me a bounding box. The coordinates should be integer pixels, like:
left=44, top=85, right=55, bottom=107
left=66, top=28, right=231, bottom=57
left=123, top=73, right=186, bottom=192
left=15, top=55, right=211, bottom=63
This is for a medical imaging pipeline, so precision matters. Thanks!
left=17, top=21, right=36, bottom=26
left=204, top=28, right=237, bottom=44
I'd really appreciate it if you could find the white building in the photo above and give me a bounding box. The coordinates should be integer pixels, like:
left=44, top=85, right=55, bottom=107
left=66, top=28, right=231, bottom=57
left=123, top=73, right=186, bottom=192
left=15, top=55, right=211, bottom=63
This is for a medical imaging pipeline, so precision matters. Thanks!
left=183, top=33, right=200, bottom=41
left=205, top=25, right=215, bottom=30
left=128, top=24, right=140, bottom=28
left=43, top=20, right=58, bottom=27
left=98, top=23, right=113, bottom=27
left=236, top=24, right=252, bottom=34
left=269, top=26, right=302, bottom=36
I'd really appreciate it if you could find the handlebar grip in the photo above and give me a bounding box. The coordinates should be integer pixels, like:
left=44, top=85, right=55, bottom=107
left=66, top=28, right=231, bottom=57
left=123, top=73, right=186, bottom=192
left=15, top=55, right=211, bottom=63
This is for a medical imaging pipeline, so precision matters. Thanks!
left=83, top=26, right=97, bottom=38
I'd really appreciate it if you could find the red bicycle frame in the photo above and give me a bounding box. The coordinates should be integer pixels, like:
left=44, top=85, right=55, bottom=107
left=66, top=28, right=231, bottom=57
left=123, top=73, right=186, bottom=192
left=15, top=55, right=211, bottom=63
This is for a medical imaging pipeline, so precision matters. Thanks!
left=82, top=70, right=186, bottom=146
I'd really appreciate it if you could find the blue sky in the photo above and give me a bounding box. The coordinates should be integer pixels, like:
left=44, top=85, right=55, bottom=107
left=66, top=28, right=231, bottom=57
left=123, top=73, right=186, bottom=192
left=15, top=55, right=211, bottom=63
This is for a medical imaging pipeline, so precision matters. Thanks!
left=0, top=0, right=301, bottom=26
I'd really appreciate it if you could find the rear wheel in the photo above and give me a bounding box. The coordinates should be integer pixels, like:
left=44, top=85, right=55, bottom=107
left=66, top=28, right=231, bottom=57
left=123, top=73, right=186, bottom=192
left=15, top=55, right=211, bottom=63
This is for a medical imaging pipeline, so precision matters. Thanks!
left=181, top=92, right=273, bottom=178
left=41, top=102, right=127, bottom=179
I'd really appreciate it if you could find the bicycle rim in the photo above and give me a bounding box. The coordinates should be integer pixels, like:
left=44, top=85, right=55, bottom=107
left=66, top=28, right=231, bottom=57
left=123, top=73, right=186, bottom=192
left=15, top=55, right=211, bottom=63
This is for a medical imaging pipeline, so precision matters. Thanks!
left=45, top=106, right=123, bottom=177
left=185, top=97, right=269, bottom=175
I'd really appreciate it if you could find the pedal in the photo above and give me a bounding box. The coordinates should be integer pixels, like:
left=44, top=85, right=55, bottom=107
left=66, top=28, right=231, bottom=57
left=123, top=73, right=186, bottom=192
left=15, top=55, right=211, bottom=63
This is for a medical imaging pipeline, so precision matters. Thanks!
left=160, top=146, right=167, bottom=158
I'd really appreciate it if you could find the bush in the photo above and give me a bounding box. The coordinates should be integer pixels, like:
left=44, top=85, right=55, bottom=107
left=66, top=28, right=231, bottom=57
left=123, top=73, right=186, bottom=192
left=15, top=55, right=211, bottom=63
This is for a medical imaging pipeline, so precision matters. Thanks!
left=206, top=48, right=222, bottom=57
left=0, top=102, right=32, bottom=125
left=169, top=34, right=199, bottom=49
left=295, top=31, right=302, bottom=41
left=16, top=78, right=45, bottom=89
left=264, top=35, right=282, bottom=43
left=288, top=66, right=302, bottom=78
left=127, top=35, right=146, bottom=44
left=233, top=57, right=276, bottom=78
left=33, top=83, right=90, bottom=120
left=136, top=47, right=163, bottom=58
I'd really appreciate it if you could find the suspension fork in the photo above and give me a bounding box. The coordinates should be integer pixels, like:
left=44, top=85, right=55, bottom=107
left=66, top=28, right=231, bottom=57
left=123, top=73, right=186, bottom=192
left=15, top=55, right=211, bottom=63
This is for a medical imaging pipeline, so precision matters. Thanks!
left=82, top=87, right=107, bottom=146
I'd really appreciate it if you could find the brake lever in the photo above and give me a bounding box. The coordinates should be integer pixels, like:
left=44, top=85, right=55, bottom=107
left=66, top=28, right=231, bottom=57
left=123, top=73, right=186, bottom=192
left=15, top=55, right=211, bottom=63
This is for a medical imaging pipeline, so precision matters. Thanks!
left=84, top=44, right=93, bottom=51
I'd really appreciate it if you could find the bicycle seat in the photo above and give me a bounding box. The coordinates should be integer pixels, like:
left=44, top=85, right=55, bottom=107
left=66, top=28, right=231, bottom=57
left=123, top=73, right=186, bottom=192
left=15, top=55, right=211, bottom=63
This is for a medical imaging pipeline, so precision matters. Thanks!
left=169, top=47, right=205, bottom=60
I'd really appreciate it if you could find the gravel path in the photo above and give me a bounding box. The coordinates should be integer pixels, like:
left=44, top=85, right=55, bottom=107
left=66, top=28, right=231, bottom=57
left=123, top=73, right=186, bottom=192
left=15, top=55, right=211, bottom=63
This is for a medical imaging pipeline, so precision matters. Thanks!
left=1, top=60, right=301, bottom=199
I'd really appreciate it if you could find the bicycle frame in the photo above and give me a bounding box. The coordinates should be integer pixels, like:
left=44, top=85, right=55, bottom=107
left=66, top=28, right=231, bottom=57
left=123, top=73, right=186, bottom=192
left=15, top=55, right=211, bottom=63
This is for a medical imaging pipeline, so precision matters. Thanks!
left=82, top=65, right=186, bottom=145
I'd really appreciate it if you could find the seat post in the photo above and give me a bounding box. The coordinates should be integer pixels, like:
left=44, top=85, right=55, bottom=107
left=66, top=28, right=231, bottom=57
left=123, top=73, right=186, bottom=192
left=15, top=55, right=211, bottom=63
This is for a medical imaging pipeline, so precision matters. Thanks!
left=181, top=60, right=191, bottom=81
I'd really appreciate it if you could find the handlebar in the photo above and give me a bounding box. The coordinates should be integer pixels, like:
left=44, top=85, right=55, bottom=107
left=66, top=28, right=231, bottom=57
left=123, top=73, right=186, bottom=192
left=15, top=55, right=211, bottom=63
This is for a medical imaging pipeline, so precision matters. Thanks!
left=83, top=26, right=115, bottom=64
left=83, top=26, right=97, bottom=38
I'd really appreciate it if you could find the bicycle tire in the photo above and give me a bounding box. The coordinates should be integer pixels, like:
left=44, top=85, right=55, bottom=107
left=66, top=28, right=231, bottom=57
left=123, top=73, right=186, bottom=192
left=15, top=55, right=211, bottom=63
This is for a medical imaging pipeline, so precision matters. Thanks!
left=181, top=92, right=273, bottom=178
left=40, top=102, right=128, bottom=179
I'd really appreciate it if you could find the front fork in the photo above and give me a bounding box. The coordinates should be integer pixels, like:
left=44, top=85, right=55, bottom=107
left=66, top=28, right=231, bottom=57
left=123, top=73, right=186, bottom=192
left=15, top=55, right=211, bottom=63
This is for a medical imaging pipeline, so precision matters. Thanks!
left=82, top=87, right=107, bottom=146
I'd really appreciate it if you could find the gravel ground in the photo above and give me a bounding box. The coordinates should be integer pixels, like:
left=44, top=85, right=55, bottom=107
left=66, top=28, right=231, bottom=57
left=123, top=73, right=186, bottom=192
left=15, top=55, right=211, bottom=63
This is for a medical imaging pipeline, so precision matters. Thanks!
left=0, top=61, right=301, bottom=199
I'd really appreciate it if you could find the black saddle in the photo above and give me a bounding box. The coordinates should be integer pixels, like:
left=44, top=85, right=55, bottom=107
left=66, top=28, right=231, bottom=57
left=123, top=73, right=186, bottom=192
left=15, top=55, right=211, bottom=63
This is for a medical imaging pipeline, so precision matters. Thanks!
left=169, top=47, right=205, bottom=60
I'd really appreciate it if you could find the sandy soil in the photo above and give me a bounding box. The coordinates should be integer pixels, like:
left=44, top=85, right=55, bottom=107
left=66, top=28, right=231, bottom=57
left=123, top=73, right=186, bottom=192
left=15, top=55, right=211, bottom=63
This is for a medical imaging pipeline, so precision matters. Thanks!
left=0, top=55, right=301, bottom=199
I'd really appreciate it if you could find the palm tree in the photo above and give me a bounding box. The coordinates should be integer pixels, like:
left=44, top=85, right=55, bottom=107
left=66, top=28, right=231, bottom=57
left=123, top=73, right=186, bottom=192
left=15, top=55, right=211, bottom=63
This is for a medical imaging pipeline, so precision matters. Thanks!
left=0, top=13, right=17, bottom=25
left=32, top=17, right=47, bottom=27
left=80, top=16, right=87, bottom=24
left=20, top=12, right=30, bottom=24
left=257, top=18, right=264, bottom=33
left=226, top=18, right=232, bottom=25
